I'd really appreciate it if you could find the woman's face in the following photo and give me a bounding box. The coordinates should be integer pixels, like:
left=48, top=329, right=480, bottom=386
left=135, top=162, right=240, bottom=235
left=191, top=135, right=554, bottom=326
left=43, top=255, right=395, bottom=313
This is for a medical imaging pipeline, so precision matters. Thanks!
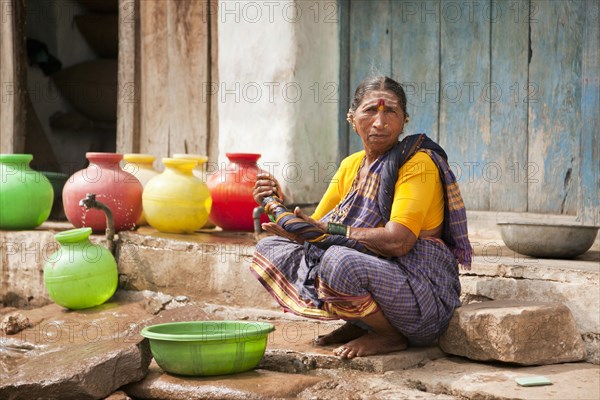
left=352, top=90, right=405, bottom=156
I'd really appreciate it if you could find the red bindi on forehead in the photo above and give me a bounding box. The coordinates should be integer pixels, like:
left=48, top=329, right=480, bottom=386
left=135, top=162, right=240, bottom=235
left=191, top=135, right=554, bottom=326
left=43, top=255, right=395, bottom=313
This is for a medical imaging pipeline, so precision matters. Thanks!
left=377, top=99, right=385, bottom=110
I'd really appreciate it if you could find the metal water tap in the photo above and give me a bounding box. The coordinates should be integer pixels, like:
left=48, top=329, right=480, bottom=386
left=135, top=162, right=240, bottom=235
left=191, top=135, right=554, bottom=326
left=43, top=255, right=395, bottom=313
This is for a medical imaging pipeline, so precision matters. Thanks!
left=79, top=193, right=115, bottom=254
left=253, top=206, right=265, bottom=241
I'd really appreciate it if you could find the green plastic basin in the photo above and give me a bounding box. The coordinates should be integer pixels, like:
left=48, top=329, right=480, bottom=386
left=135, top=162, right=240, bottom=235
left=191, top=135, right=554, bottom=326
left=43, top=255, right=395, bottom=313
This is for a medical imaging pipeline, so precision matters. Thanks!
left=140, top=321, right=275, bottom=376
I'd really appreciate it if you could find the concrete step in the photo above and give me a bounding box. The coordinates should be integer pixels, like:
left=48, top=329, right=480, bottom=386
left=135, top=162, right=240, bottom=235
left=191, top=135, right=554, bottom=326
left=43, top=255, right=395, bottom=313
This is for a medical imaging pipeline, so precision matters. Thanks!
left=1, top=217, right=599, bottom=364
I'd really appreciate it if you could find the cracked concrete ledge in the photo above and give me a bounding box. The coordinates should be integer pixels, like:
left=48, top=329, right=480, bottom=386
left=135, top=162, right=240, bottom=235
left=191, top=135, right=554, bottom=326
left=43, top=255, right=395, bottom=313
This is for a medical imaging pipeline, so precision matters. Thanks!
left=467, top=255, right=600, bottom=282
left=115, top=229, right=277, bottom=311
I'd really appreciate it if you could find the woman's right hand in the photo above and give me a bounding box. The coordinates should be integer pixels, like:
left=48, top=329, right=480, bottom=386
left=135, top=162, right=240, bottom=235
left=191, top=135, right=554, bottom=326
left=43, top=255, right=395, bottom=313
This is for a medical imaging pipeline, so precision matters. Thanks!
left=253, top=172, right=280, bottom=205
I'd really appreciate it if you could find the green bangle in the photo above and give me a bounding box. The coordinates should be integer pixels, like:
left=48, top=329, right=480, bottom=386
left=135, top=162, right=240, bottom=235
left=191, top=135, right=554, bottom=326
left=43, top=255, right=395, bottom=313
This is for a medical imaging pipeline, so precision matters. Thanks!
left=327, top=222, right=347, bottom=236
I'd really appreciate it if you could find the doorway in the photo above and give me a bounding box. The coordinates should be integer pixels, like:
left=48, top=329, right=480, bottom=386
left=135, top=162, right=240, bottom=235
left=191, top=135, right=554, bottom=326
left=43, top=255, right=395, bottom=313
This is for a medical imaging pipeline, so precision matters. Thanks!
left=24, top=0, right=118, bottom=176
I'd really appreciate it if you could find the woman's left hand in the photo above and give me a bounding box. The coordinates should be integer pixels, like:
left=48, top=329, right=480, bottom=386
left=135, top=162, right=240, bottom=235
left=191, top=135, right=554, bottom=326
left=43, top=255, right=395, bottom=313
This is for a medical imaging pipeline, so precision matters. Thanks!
left=292, top=207, right=327, bottom=232
left=261, top=207, right=326, bottom=243
left=261, top=222, right=305, bottom=244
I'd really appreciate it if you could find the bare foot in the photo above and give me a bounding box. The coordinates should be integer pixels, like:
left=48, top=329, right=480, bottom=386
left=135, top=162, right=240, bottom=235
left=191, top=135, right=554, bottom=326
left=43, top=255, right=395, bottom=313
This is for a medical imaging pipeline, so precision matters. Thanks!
left=313, top=322, right=367, bottom=346
left=333, top=331, right=408, bottom=359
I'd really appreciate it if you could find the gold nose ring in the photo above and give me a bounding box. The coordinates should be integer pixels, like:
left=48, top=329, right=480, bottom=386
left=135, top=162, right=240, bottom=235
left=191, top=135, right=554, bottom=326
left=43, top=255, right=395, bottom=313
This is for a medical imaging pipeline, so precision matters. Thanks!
left=384, top=124, right=389, bottom=128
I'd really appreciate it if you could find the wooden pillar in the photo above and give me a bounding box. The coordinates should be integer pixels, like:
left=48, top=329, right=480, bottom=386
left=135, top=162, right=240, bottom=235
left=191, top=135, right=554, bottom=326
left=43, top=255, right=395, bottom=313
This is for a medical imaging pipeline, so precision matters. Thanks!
left=138, top=0, right=211, bottom=160
left=580, top=0, right=600, bottom=226
left=116, top=0, right=217, bottom=160
left=207, top=0, right=219, bottom=162
left=0, top=0, right=26, bottom=154
left=116, top=0, right=141, bottom=154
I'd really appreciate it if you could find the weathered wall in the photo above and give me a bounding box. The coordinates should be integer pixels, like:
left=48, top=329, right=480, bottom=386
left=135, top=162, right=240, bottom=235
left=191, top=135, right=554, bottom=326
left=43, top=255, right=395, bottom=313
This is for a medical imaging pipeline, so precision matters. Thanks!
left=342, top=0, right=599, bottom=218
left=217, top=0, right=339, bottom=204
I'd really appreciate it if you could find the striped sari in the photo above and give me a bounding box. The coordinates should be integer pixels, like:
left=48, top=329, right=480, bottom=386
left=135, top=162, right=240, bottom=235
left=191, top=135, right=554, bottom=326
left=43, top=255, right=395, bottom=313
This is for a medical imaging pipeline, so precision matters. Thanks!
left=250, top=135, right=470, bottom=344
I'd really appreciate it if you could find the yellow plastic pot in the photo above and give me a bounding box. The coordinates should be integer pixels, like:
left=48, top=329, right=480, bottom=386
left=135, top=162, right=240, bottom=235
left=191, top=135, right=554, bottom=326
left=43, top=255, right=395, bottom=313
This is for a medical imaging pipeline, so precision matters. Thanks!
left=123, top=154, right=159, bottom=226
left=143, top=158, right=212, bottom=233
left=172, top=153, right=215, bottom=229
left=172, top=153, right=209, bottom=181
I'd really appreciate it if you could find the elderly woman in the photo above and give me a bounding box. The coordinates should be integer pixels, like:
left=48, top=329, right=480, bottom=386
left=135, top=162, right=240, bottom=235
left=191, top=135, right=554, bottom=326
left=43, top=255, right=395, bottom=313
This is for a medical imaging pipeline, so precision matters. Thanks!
left=251, top=76, right=471, bottom=359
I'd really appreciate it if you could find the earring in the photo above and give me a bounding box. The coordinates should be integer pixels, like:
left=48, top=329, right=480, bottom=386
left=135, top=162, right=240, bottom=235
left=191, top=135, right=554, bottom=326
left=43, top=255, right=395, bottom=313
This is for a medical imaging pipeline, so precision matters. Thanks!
left=346, top=110, right=354, bottom=124
left=405, top=114, right=410, bottom=124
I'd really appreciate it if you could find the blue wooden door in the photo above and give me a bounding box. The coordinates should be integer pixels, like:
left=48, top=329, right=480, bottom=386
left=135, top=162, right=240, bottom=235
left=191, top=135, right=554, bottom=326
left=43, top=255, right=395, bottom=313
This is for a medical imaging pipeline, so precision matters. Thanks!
left=341, top=0, right=598, bottom=222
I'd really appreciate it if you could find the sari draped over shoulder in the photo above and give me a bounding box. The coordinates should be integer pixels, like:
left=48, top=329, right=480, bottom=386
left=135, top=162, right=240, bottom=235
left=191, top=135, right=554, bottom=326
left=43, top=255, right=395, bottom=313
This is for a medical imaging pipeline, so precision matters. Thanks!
left=250, top=134, right=472, bottom=344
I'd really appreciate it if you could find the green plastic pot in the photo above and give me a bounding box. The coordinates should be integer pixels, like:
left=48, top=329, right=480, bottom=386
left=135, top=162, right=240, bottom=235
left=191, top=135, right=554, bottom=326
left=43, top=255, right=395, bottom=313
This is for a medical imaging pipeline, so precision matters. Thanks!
left=44, top=227, right=118, bottom=309
left=0, top=154, right=54, bottom=229
left=141, top=321, right=275, bottom=376
left=41, top=171, right=68, bottom=203
left=41, top=171, right=69, bottom=220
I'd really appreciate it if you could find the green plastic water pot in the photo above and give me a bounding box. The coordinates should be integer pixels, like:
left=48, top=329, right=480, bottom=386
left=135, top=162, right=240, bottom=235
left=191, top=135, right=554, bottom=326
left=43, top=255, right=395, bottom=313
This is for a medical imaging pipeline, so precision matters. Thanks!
left=0, top=154, right=53, bottom=229
left=44, top=227, right=118, bottom=309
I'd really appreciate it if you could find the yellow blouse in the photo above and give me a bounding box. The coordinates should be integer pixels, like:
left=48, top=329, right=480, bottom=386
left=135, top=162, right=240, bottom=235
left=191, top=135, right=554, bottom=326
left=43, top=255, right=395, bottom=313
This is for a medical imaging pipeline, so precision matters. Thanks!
left=311, top=151, right=444, bottom=237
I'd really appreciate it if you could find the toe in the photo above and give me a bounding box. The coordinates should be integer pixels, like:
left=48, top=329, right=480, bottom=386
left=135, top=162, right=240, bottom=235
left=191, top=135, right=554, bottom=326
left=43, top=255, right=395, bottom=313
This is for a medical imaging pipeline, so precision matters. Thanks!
left=346, top=348, right=357, bottom=359
left=335, top=346, right=352, bottom=359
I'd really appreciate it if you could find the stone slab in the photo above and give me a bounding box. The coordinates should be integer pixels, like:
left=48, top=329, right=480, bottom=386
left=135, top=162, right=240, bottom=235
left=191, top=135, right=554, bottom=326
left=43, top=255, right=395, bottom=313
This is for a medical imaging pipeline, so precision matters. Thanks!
left=439, top=301, right=587, bottom=365
left=262, top=318, right=445, bottom=373
left=104, top=391, right=132, bottom=400
left=0, top=291, right=154, bottom=400
left=400, top=357, right=600, bottom=400
left=461, top=254, right=600, bottom=364
left=297, top=369, right=456, bottom=400
left=124, top=362, right=325, bottom=400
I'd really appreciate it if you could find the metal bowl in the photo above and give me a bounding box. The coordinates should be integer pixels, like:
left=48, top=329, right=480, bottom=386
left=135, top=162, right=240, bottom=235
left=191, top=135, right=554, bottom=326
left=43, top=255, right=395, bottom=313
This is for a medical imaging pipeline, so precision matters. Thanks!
left=497, top=222, right=599, bottom=259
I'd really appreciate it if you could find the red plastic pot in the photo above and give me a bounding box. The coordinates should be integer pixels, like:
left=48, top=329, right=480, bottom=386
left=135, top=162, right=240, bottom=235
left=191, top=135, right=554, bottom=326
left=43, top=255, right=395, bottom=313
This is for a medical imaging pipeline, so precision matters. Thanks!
left=207, top=153, right=270, bottom=231
left=62, top=152, right=143, bottom=233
